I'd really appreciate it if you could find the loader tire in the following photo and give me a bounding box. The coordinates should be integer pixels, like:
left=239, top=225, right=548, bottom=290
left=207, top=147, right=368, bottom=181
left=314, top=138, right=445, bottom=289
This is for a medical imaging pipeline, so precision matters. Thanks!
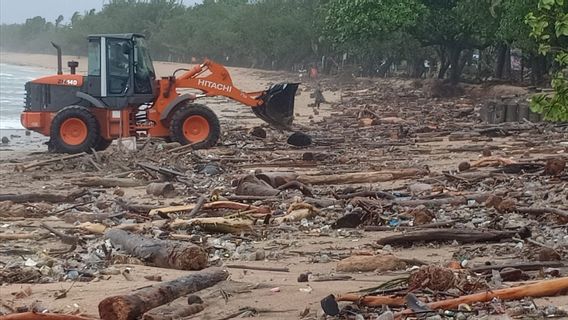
left=95, top=138, right=113, bottom=151
left=50, top=106, right=100, bottom=154
left=169, top=104, right=220, bottom=149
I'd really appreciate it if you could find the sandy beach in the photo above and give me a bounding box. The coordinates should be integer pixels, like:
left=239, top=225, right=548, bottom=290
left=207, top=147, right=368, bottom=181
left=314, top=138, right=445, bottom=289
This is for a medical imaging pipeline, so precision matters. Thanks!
left=1, top=50, right=567, bottom=320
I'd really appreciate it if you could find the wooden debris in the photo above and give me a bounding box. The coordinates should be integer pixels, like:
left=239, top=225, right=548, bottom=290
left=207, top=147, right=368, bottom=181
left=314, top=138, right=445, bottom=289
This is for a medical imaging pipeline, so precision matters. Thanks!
left=225, top=264, right=290, bottom=272
left=105, top=229, right=207, bottom=270
left=336, top=294, right=406, bottom=306
left=470, top=261, right=565, bottom=273
left=0, top=312, right=92, bottom=320
left=297, top=168, right=427, bottom=185
left=364, top=220, right=458, bottom=231
left=142, top=303, right=204, bottom=320
left=14, top=153, right=86, bottom=172
left=149, top=201, right=270, bottom=217
left=41, top=223, right=83, bottom=253
left=274, top=203, right=319, bottom=223
left=0, top=233, right=38, bottom=240
left=277, top=180, right=314, bottom=197
left=77, top=222, right=108, bottom=234
left=516, top=206, right=568, bottom=219
left=377, top=228, right=529, bottom=246
left=0, top=189, right=86, bottom=204
left=71, top=177, right=146, bottom=188
left=394, top=192, right=493, bottom=207
left=336, top=254, right=407, bottom=272
left=470, top=156, right=516, bottom=168
left=98, top=268, right=228, bottom=320
left=396, top=277, right=568, bottom=316
left=170, top=216, right=254, bottom=234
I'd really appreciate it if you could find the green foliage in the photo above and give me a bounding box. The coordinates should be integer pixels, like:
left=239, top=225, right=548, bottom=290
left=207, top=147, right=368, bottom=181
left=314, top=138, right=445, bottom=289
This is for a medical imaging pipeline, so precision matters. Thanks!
left=496, top=0, right=538, bottom=51
left=0, top=0, right=563, bottom=84
left=323, top=0, right=423, bottom=44
left=0, top=0, right=318, bottom=69
left=526, top=0, right=568, bottom=121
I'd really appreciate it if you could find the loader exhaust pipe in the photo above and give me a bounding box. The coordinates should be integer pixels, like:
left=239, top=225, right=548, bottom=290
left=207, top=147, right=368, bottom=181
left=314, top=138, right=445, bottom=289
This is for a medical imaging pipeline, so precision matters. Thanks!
left=51, top=42, right=63, bottom=75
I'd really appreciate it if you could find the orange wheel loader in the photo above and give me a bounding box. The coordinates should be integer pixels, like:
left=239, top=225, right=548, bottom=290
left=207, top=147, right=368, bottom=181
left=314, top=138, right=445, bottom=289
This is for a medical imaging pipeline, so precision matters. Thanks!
left=20, top=33, right=299, bottom=153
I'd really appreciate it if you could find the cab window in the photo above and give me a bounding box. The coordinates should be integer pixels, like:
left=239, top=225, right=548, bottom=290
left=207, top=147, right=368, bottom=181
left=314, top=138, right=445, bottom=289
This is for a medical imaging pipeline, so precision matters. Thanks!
left=106, top=39, right=131, bottom=95
left=88, top=40, right=101, bottom=76
left=133, top=37, right=155, bottom=94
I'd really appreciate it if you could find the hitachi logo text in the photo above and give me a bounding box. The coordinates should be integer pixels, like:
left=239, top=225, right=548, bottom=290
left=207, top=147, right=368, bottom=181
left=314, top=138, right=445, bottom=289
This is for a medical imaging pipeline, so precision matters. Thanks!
left=197, top=79, right=232, bottom=93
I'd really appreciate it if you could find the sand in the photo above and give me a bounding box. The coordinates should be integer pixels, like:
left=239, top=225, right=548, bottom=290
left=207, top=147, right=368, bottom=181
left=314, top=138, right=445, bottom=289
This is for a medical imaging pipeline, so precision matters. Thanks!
left=1, top=52, right=562, bottom=319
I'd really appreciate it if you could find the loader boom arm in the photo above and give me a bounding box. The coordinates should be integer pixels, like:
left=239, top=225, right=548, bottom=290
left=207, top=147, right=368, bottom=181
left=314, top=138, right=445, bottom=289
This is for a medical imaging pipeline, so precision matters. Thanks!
left=174, top=60, right=264, bottom=108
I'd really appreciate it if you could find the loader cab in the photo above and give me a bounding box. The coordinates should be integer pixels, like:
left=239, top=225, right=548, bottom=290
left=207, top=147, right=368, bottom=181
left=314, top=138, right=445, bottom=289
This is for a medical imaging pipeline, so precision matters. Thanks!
left=86, top=33, right=156, bottom=108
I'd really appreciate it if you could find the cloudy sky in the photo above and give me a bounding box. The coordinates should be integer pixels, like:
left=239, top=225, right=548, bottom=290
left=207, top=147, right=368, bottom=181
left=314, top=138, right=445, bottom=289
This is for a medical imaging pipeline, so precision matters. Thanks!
left=0, top=0, right=200, bottom=24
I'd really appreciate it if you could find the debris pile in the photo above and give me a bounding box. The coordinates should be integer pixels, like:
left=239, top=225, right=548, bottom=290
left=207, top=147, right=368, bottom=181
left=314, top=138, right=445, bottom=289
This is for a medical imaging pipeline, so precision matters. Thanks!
left=1, top=76, right=567, bottom=319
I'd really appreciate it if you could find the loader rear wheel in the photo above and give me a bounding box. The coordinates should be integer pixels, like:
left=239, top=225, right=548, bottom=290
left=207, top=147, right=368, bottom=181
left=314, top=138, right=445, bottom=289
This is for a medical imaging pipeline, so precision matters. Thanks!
left=169, top=104, right=220, bottom=149
left=50, top=106, right=100, bottom=154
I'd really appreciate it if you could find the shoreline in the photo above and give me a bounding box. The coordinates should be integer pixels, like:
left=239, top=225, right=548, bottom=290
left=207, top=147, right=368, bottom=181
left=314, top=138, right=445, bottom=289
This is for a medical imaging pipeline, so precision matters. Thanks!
left=0, top=51, right=287, bottom=81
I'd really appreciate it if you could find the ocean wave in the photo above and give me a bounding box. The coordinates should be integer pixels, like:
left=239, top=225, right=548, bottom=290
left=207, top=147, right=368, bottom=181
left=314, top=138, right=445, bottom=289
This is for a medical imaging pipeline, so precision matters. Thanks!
left=0, top=118, right=23, bottom=129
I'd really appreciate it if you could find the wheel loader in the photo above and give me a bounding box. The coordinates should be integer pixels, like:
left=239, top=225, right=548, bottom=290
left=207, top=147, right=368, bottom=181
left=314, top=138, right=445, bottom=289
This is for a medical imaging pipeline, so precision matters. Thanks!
left=20, top=33, right=299, bottom=153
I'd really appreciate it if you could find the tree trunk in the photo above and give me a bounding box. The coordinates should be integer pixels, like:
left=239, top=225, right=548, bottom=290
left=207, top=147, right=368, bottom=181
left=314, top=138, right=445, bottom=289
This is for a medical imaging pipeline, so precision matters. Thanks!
left=459, top=49, right=471, bottom=75
left=436, top=46, right=450, bottom=79
left=531, top=54, right=547, bottom=85
left=105, top=229, right=208, bottom=270
left=494, top=43, right=508, bottom=79
left=505, top=47, right=512, bottom=79
left=98, top=268, right=228, bottom=320
left=410, top=57, right=425, bottom=78
left=448, top=46, right=463, bottom=84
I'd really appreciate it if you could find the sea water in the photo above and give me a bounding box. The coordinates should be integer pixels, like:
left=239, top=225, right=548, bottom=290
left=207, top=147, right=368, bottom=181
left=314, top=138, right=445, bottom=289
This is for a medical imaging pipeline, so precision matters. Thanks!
left=0, top=63, right=50, bottom=129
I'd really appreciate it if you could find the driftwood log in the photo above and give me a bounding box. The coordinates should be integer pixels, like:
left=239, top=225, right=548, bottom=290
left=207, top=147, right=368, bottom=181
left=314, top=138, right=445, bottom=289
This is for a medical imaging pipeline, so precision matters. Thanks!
left=0, top=189, right=86, bottom=204
left=297, top=168, right=427, bottom=185
left=71, top=177, right=147, bottom=188
left=377, top=228, right=529, bottom=246
left=470, top=261, right=565, bottom=273
left=170, top=216, right=254, bottom=234
left=99, top=268, right=228, bottom=320
left=13, top=153, right=86, bottom=172
left=149, top=201, right=270, bottom=217
left=0, top=312, right=91, bottom=320
left=393, top=192, right=492, bottom=207
left=516, top=206, right=568, bottom=219
left=105, top=229, right=207, bottom=270
left=0, top=233, right=39, bottom=240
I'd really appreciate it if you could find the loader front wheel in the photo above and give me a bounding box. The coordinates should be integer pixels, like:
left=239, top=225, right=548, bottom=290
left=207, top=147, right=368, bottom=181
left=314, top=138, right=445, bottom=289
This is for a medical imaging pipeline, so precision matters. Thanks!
left=50, top=106, right=100, bottom=154
left=169, top=104, right=220, bottom=149
left=95, top=137, right=113, bottom=151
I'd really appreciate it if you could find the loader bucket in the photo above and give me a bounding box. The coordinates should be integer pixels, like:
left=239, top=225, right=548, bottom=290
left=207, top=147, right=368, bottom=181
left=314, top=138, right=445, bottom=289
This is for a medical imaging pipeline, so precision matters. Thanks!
left=253, top=83, right=299, bottom=129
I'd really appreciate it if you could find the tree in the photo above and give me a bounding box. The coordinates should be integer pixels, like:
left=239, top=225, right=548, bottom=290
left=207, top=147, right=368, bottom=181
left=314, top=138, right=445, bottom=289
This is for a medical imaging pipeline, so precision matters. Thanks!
left=526, top=0, right=568, bottom=121
left=55, top=15, right=64, bottom=28
left=411, top=0, right=499, bottom=83
left=322, top=0, right=424, bottom=76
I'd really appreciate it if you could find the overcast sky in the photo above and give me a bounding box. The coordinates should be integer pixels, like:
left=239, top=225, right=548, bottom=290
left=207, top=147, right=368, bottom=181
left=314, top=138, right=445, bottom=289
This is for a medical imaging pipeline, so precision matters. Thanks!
left=0, top=0, right=200, bottom=24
